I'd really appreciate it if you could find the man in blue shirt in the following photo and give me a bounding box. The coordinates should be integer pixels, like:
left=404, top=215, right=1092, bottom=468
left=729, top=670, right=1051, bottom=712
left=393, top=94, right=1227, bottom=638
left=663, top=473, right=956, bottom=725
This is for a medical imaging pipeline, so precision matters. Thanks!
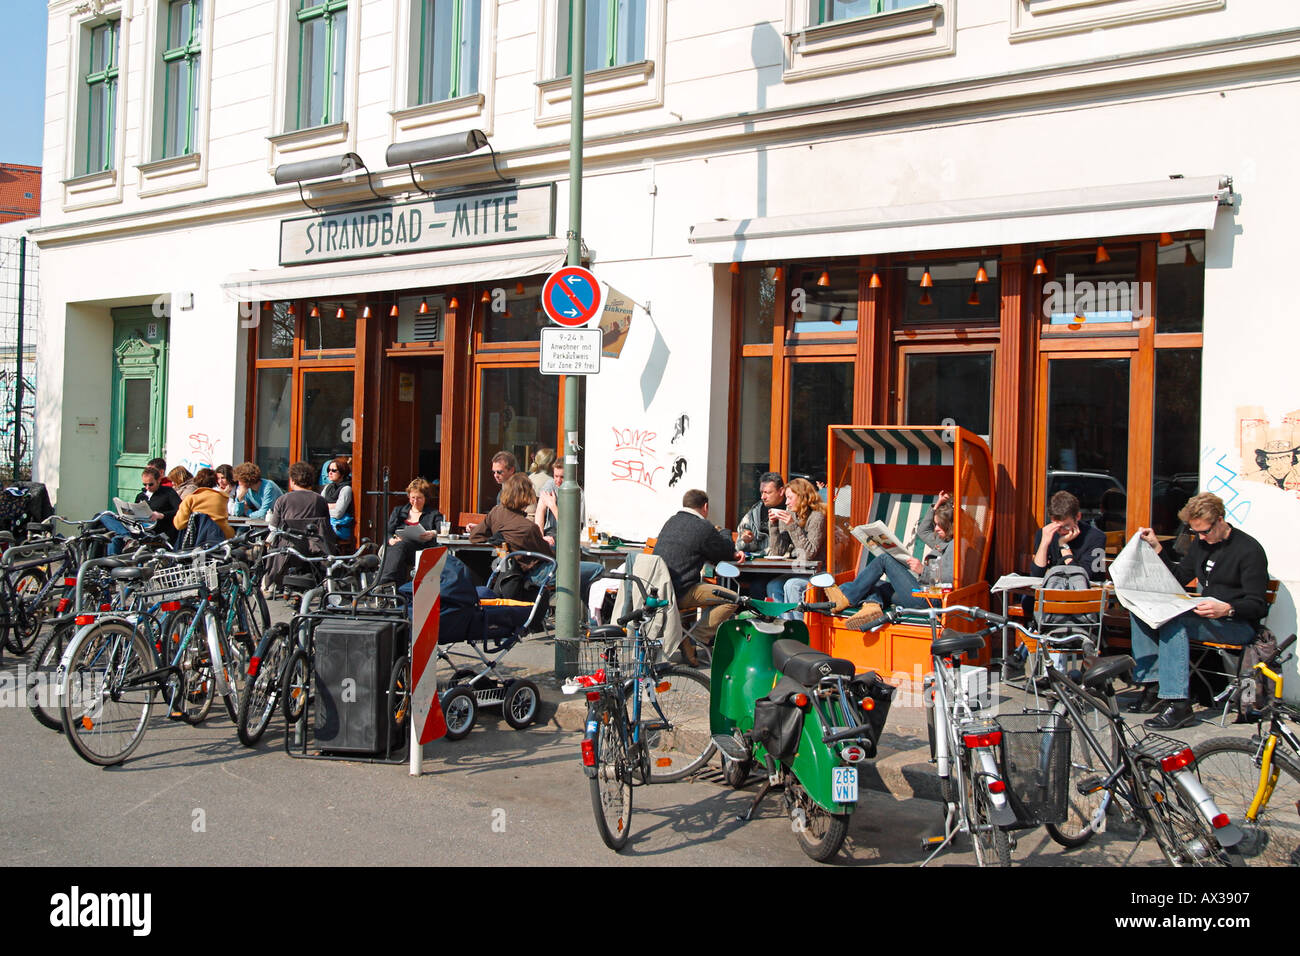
left=232, top=461, right=284, bottom=519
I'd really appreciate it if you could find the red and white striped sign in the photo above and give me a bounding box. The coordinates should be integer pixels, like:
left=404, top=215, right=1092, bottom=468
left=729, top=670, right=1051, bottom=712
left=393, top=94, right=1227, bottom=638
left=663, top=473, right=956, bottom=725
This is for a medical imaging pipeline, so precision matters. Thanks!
left=411, top=547, right=448, bottom=745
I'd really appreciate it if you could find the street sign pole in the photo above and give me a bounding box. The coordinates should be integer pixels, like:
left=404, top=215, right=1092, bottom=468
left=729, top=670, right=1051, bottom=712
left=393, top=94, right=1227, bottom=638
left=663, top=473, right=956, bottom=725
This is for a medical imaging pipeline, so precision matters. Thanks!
left=556, top=0, right=585, bottom=678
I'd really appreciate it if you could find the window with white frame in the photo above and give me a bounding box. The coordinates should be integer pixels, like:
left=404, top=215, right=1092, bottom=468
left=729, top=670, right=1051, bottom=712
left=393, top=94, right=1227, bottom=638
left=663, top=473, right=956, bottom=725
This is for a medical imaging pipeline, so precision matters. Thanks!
left=412, top=0, right=481, bottom=105
left=159, top=0, right=202, bottom=158
left=812, top=0, right=928, bottom=23
left=556, top=0, right=645, bottom=75
left=293, top=0, right=348, bottom=130
left=81, top=19, right=120, bottom=175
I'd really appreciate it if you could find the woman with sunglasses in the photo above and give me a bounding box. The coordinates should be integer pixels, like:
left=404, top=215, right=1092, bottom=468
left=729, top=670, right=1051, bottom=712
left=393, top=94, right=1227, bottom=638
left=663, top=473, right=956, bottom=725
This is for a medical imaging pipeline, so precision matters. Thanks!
left=322, top=457, right=354, bottom=543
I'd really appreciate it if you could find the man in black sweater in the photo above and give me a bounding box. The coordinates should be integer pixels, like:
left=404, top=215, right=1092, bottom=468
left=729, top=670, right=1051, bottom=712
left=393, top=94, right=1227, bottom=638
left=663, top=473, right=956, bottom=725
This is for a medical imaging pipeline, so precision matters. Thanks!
left=652, top=489, right=746, bottom=663
left=1129, top=492, right=1270, bottom=729
left=1030, top=490, right=1108, bottom=579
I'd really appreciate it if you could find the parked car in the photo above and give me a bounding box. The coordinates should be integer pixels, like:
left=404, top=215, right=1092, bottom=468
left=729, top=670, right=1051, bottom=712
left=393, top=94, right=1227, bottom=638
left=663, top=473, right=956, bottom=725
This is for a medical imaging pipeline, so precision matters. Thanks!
left=1046, top=470, right=1126, bottom=529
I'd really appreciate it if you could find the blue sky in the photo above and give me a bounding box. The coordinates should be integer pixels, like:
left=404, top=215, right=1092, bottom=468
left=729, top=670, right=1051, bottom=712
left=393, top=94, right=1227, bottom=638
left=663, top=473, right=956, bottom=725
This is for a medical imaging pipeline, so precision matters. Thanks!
left=1, top=3, right=49, bottom=167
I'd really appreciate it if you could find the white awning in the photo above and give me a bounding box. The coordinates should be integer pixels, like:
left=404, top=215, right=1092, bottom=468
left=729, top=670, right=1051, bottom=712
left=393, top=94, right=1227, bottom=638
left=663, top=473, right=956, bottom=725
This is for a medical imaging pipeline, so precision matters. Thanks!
left=689, top=176, right=1233, bottom=263
left=222, top=239, right=568, bottom=301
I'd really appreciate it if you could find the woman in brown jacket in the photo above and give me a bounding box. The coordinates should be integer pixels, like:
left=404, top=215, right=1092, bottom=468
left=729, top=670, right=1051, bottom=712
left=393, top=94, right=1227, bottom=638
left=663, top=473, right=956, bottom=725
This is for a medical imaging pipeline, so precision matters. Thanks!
left=173, top=468, right=236, bottom=539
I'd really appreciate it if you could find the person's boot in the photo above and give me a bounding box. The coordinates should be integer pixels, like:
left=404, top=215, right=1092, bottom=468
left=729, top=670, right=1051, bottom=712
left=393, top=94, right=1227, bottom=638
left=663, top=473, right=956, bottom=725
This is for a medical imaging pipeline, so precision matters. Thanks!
left=1145, top=698, right=1194, bottom=730
left=1127, top=684, right=1161, bottom=714
left=846, top=602, right=885, bottom=631
left=825, top=585, right=851, bottom=614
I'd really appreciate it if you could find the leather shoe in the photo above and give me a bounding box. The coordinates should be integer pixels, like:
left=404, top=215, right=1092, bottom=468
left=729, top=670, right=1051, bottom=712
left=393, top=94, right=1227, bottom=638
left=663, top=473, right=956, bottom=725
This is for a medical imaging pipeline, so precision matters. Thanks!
left=1127, top=684, right=1160, bottom=714
left=1145, top=699, right=1194, bottom=730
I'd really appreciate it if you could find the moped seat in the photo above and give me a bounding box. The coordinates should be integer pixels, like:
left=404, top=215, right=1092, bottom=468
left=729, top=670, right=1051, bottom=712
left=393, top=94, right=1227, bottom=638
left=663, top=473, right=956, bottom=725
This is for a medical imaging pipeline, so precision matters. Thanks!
left=930, top=628, right=984, bottom=659
left=771, top=638, right=854, bottom=686
left=1081, top=654, right=1134, bottom=691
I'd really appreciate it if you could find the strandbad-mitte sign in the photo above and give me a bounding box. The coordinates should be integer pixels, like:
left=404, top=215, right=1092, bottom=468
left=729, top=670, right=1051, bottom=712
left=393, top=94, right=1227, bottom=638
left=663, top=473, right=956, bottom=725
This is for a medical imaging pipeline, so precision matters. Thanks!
left=279, top=182, right=556, bottom=266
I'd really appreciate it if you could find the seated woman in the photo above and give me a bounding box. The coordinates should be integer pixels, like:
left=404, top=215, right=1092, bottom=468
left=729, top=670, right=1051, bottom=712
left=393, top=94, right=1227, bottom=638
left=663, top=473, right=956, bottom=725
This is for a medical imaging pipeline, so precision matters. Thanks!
left=321, top=457, right=354, bottom=543
left=173, top=468, right=236, bottom=542
left=214, top=464, right=238, bottom=515
left=169, top=466, right=197, bottom=500
left=471, top=473, right=553, bottom=562
left=828, top=491, right=954, bottom=630
left=764, top=477, right=826, bottom=619
left=377, top=478, right=445, bottom=586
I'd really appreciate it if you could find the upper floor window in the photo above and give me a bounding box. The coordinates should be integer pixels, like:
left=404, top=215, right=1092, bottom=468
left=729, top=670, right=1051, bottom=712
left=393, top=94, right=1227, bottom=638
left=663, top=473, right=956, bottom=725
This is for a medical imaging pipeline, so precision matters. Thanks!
left=413, top=0, right=481, bottom=104
left=160, top=0, right=202, bottom=159
left=82, top=20, right=120, bottom=175
left=813, top=0, right=927, bottom=22
left=294, top=0, right=348, bottom=130
left=556, top=0, right=645, bottom=75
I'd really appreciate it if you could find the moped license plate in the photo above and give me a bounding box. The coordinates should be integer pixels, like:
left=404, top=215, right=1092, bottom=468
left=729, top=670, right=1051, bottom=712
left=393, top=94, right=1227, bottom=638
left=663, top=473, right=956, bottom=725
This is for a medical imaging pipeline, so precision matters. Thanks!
left=832, top=766, right=858, bottom=804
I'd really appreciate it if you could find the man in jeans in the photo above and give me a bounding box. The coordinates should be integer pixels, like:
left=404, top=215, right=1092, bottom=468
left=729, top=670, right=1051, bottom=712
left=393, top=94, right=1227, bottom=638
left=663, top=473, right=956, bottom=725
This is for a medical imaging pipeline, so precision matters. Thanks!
left=1128, top=493, right=1269, bottom=729
left=828, top=492, right=953, bottom=630
left=652, top=489, right=746, bottom=665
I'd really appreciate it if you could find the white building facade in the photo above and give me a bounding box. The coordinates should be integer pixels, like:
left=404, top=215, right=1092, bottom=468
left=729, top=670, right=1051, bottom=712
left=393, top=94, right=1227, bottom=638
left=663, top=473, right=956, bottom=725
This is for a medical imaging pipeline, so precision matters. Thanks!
left=33, top=1, right=1300, bottom=643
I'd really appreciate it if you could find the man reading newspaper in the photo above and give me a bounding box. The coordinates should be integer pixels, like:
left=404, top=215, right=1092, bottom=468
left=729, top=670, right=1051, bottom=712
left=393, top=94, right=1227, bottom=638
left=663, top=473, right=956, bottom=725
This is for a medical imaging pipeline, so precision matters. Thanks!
left=1115, top=492, right=1269, bottom=730
left=827, top=492, right=954, bottom=631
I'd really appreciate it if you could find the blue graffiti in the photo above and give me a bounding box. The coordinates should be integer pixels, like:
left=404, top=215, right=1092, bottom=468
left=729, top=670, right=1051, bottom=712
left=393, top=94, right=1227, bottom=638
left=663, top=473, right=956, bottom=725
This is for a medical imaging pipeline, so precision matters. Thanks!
left=1202, top=449, right=1252, bottom=523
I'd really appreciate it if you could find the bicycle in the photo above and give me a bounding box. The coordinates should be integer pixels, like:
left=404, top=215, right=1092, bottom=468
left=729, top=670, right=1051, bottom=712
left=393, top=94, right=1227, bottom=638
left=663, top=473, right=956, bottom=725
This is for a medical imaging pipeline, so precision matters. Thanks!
left=1191, top=632, right=1300, bottom=866
left=566, top=573, right=715, bottom=851
left=881, top=605, right=1019, bottom=866
left=988, top=610, right=1246, bottom=866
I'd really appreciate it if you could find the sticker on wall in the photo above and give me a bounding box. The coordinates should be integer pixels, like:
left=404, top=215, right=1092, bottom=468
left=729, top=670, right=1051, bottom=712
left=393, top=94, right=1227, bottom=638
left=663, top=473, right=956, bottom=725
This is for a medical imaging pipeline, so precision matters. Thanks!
left=1236, top=406, right=1300, bottom=494
left=671, top=413, right=689, bottom=446
left=668, top=456, right=687, bottom=487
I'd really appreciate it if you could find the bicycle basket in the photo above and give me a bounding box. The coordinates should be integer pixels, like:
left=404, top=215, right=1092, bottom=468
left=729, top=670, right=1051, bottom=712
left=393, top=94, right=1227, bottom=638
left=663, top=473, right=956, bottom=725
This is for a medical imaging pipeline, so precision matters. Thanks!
left=143, top=559, right=220, bottom=599
left=566, top=634, right=640, bottom=680
left=997, top=710, right=1071, bottom=826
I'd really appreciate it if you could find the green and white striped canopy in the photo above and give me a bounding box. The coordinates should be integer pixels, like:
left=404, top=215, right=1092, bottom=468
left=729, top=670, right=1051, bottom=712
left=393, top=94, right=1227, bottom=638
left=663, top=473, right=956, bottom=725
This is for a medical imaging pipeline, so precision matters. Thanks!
left=837, top=427, right=956, bottom=466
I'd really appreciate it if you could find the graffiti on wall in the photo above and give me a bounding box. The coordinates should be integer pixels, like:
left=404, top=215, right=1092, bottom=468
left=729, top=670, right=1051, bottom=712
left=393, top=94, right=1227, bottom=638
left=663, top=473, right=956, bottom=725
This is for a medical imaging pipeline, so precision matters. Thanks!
left=1235, top=406, right=1300, bottom=496
left=1201, top=446, right=1252, bottom=524
left=178, top=432, right=221, bottom=475
left=610, top=426, right=664, bottom=491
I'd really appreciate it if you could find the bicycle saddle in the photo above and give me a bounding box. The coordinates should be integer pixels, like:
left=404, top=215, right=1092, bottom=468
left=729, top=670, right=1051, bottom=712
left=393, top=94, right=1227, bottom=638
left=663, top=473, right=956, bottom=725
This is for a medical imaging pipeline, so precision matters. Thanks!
left=1081, top=654, right=1134, bottom=691
left=771, top=638, right=854, bottom=685
left=931, top=627, right=985, bottom=658
left=588, top=625, right=625, bottom=640
left=110, top=566, right=153, bottom=582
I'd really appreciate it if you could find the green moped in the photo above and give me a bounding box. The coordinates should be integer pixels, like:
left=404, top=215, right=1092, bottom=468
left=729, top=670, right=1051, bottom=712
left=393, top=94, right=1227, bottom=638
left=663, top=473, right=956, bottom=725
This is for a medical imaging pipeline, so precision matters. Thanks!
left=707, top=567, right=896, bottom=861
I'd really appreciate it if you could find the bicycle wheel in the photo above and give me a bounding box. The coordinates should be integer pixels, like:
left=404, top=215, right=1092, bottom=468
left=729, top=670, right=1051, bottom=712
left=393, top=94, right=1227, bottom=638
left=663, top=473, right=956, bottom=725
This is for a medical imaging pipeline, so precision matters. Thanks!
left=9, top=568, right=48, bottom=652
left=281, top=649, right=310, bottom=724
left=1193, top=736, right=1300, bottom=867
left=164, top=608, right=214, bottom=725
left=28, top=621, right=72, bottom=731
left=1046, top=684, right=1119, bottom=849
left=60, top=622, right=156, bottom=766
left=589, top=701, right=634, bottom=851
left=644, top=664, right=716, bottom=782
left=237, top=624, right=289, bottom=747
left=389, top=655, right=411, bottom=733
left=965, top=750, right=1012, bottom=866
left=1144, top=761, right=1238, bottom=867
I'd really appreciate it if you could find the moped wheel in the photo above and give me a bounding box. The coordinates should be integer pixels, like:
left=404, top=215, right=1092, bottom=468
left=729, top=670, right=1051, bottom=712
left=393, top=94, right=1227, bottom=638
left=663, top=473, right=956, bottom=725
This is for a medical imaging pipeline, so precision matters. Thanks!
left=589, top=703, right=633, bottom=851
left=644, top=664, right=715, bottom=782
left=1193, top=736, right=1300, bottom=866
left=788, top=778, right=850, bottom=862
left=723, top=755, right=753, bottom=789
left=966, top=753, right=1011, bottom=867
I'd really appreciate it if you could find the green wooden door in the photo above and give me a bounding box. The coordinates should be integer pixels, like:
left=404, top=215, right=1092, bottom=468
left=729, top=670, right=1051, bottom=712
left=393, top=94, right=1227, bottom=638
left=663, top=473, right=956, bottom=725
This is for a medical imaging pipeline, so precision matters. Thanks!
left=109, top=307, right=169, bottom=506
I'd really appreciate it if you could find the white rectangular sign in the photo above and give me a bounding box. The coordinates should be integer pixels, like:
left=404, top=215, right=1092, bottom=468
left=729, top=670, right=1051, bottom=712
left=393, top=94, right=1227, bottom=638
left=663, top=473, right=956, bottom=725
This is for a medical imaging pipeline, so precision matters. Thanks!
left=540, top=327, right=601, bottom=375
left=279, top=183, right=556, bottom=266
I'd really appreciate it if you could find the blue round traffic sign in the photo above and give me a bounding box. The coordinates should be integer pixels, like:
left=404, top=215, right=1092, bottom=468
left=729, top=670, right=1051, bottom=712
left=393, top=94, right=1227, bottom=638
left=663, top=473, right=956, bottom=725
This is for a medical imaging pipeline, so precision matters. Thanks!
left=541, top=266, right=602, bottom=327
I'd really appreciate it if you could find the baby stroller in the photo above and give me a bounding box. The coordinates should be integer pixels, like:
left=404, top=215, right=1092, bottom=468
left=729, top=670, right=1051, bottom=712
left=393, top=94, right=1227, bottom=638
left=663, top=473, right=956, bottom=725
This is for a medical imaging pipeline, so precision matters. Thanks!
left=434, top=549, right=556, bottom=740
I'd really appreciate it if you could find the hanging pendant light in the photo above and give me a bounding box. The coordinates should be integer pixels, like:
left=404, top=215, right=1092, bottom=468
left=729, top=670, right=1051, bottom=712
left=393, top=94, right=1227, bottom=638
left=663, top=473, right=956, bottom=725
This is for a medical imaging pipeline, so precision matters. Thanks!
left=816, top=270, right=831, bottom=287
left=335, top=306, right=346, bottom=320
left=262, top=301, right=272, bottom=312
left=287, top=303, right=297, bottom=316
left=1159, top=232, right=1174, bottom=247
left=309, top=304, right=320, bottom=318
left=868, top=272, right=882, bottom=289
left=1033, top=258, right=1048, bottom=276
left=418, top=298, right=429, bottom=315
left=361, top=305, right=372, bottom=319
left=974, top=263, right=989, bottom=284
left=729, top=262, right=741, bottom=275
left=1094, top=242, right=1111, bottom=264
left=772, top=266, right=784, bottom=282
left=389, top=304, right=399, bottom=318
left=515, top=281, right=526, bottom=295
left=449, top=296, right=459, bottom=310
left=919, top=268, right=933, bottom=288
left=480, top=289, right=492, bottom=304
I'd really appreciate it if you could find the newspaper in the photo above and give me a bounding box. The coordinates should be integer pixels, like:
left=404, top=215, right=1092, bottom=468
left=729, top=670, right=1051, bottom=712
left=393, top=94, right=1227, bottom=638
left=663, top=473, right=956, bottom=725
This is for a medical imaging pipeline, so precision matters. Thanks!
left=850, top=521, right=911, bottom=561
left=1107, top=532, right=1198, bottom=627
left=113, top=497, right=153, bottom=519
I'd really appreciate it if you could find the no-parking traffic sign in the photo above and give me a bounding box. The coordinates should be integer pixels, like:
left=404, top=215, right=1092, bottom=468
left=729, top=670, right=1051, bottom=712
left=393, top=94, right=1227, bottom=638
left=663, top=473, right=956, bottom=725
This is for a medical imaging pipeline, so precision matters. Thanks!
left=541, top=265, right=602, bottom=327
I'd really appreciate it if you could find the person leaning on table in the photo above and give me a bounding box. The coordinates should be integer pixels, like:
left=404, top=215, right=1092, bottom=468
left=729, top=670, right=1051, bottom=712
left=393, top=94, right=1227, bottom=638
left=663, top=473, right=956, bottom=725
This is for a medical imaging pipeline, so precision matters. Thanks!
left=1127, top=492, right=1270, bottom=730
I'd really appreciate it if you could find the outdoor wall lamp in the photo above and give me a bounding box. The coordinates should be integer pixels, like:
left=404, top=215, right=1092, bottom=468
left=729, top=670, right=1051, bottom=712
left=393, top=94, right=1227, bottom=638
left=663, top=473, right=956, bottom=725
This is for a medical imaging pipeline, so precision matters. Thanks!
left=386, top=129, right=510, bottom=195
left=272, top=151, right=381, bottom=210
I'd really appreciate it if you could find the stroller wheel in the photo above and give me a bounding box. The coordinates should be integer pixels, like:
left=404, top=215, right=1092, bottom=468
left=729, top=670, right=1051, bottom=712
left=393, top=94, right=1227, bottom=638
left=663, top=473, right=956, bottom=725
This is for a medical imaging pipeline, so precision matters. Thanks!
left=441, top=686, right=477, bottom=740
left=503, top=679, right=541, bottom=730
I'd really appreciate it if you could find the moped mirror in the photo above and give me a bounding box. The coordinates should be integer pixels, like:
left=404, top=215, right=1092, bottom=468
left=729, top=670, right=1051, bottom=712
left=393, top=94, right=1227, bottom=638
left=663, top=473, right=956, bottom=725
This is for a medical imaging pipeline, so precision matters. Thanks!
left=808, top=572, right=835, bottom=589
left=714, top=561, right=741, bottom=579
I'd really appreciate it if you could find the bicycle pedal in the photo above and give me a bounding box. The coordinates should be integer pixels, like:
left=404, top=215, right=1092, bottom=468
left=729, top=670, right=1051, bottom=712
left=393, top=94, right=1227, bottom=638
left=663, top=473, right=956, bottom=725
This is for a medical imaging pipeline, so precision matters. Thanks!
left=921, top=835, right=946, bottom=847
left=1077, top=775, right=1104, bottom=794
